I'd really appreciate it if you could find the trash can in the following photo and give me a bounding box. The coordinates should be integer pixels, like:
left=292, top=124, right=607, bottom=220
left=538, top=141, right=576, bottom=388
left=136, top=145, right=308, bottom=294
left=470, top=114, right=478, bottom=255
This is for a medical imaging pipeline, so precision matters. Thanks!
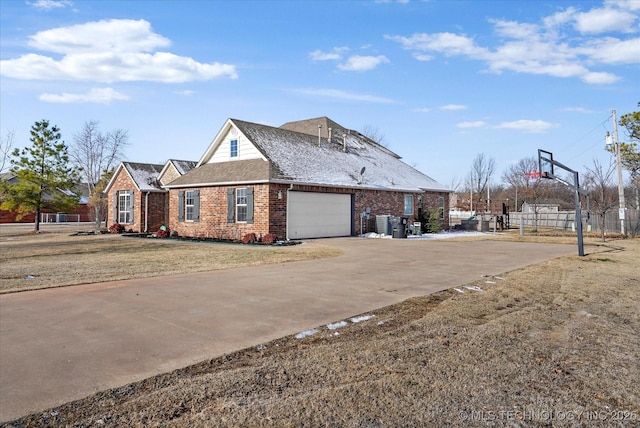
left=391, top=216, right=408, bottom=238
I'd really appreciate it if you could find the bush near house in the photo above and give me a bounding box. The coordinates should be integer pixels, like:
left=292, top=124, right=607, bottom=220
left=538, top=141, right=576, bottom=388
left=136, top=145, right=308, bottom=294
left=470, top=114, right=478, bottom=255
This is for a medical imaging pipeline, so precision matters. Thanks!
left=109, top=223, right=125, bottom=234
left=261, top=233, right=277, bottom=245
left=156, top=227, right=171, bottom=238
left=242, top=233, right=257, bottom=244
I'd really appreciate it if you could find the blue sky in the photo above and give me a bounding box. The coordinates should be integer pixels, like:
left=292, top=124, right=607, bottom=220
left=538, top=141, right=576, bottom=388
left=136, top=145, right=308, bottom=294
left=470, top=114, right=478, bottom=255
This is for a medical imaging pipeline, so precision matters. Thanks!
left=1, top=0, right=638, bottom=188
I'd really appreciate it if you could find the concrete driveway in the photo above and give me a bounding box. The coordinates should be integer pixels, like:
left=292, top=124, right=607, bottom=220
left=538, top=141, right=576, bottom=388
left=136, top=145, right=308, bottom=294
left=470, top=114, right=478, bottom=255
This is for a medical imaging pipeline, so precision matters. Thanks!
left=0, top=237, right=576, bottom=422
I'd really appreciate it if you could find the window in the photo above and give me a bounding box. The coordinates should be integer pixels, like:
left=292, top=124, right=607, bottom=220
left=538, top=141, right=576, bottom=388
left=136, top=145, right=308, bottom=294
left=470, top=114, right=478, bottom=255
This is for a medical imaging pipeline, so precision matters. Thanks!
left=118, top=190, right=132, bottom=224
left=227, top=187, right=254, bottom=224
left=236, top=188, right=247, bottom=222
left=439, top=196, right=445, bottom=219
left=178, top=190, right=199, bottom=222
left=404, top=194, right=413, bottom=215
left=185, top=191, right=196, bottom=221
left=230, top=139, right=238, bottom=158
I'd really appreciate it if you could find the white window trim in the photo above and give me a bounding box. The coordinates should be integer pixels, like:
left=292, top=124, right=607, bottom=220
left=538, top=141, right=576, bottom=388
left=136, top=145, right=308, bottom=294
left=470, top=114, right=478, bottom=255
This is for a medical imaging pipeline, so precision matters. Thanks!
left=185, top=190, right=195, bottom=222
left=118, top=190, right=132, bottom=224
left=404, top=194, right=414, bottom=215
left=230, top=139, right=238, bottom=158
left=236, top=188, right=247, bottom=222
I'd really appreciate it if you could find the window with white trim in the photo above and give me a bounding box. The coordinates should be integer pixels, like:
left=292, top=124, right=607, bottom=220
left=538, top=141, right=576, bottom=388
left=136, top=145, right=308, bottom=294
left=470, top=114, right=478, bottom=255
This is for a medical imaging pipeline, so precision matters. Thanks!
left=230, top=139, right=238, bottom=158
left=404, top=194, right=413, bottom=215
left=236, top=188, right=247, bottom=222
left=438, top=196, right=445, bottom=219
left=118, top=190, right=132, bottom=224
left=185, top=190, right=196, bottom=221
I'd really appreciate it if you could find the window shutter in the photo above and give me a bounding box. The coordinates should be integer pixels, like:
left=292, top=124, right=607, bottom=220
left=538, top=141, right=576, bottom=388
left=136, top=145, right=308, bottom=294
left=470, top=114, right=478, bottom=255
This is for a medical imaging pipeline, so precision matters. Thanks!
left=129, top=190, right=135, bottom=220
left=178, top=191, right=184, bottom=222
left=246, top=187, right=254, bottom=224
left=227, top=188, right=235, bottom=223
left=193, top=190, right=200, bottom=222
left=113, top=191, right=118, bottom=222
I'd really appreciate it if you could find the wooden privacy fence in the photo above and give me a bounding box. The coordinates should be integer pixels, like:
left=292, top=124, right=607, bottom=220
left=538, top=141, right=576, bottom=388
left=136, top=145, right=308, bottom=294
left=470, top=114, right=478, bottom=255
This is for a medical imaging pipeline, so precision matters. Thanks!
left=508, top=209, right=639, bottom=236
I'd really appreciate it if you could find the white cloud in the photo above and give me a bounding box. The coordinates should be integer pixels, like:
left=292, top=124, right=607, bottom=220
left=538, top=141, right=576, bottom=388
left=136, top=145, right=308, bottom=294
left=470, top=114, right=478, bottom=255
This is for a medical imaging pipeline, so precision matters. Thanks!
left=412, top=107, right=431, bottom=113
left=174, top=89, right=195, bottom=96
left=387, top=1, right=639, bottom=85
left=494, top=120, right=559, bottom=133
left=39, top=87, right=129, bottom=104
left=581, top=37, right=640, bottom=64
left=27, top=0, right=72, bottom=10
left=338, top=55, right=390, bottom=71
left=561, top=107, right=596, bottom=114
left=28, top=19, right=171, bottom=54
left=457, top=121, right=486, bottom=128
left=413, top=53, right=433, bottom=61
left=292, top=88, right=396, bottom=104
left=574, top=6, right=637, bottom=34
left=440, top=104, right=468, bottom=111
left=309, top=47, right=349, bottom=61
left=0, top=19, right=238, bottom=84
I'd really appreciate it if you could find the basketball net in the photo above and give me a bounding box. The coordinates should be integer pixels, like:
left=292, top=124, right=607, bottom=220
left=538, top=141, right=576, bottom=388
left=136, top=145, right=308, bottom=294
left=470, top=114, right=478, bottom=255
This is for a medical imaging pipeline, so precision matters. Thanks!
left=525, top=171, right=540, bottom=187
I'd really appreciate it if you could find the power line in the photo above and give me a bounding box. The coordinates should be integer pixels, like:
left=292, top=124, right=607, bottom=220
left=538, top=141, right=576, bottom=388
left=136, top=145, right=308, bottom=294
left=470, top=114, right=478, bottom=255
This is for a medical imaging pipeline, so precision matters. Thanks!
left=557, top=114, right=611, bottom=157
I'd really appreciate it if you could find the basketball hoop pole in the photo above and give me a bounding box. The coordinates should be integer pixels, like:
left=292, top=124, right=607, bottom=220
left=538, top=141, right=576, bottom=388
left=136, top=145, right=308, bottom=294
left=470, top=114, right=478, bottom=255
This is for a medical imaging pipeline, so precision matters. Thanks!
left=538, top=149, right=586, bottom=257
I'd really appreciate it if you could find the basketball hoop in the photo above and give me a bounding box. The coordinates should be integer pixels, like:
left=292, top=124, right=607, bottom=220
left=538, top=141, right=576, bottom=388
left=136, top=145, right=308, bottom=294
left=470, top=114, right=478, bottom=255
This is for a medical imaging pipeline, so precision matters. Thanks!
left=525, top=171, right=540, bottom=186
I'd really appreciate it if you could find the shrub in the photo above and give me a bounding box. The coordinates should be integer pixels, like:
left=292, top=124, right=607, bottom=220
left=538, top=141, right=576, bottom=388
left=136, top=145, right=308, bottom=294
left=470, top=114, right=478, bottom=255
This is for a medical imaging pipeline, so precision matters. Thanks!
left=242, top=232, right=257, bottom=244
left=261, top=233, right=277, bottom=245
left=156, top=226, right=171, bottom=238
left=109, top=223, right=125, bottom=234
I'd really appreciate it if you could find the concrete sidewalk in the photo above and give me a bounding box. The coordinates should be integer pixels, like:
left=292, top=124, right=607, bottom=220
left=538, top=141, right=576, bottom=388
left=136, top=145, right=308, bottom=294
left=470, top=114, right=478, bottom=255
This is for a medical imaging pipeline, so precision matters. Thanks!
left=0, top=238, right=576, bottom=422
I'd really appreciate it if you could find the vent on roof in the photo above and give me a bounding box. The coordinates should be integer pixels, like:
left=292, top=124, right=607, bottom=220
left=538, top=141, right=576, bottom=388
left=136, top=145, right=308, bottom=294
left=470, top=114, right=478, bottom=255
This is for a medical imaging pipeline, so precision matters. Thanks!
left=147, top=177, right=160, bottom=187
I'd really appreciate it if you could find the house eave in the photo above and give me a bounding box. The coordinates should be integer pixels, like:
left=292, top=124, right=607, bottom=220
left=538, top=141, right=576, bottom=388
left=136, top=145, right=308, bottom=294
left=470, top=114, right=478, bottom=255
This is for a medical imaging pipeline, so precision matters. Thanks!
left=164, top=179, right=271, bottom=189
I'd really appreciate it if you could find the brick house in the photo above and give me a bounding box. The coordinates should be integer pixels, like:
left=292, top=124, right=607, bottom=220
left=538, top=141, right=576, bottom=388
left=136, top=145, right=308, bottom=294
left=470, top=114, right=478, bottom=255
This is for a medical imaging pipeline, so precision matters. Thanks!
left=164, top=117, right=451, bottom=240
left=105, top=160, right=196, bottom=232
left=0, top=172, right=91, bottom=223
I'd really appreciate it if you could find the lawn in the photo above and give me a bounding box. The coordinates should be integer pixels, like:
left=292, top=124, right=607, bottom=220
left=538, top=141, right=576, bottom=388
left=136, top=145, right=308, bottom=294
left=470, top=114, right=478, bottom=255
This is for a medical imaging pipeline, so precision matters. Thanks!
left=4, top=230, right=638, bottom=427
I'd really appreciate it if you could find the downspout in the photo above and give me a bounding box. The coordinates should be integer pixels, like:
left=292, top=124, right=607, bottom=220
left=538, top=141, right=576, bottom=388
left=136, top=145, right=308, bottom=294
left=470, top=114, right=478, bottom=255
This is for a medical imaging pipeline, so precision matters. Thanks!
left=144, top=191, right=149, bottom=233
left=286, top=184, right=294, bottom=240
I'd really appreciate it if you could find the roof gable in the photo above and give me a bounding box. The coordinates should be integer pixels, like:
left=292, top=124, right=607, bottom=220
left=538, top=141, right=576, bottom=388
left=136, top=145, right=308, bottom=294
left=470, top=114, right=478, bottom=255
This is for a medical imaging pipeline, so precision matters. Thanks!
left=158, top=159, right=197, bottom=186
left=197, top=119, right=266, bottom=166
left=104, top=162, right=165, bottom=193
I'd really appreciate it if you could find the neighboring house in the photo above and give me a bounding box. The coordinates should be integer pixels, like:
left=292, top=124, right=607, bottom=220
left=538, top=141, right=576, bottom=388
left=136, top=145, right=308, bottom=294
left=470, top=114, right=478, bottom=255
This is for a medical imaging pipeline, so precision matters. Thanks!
left=105, top=160, right=196, bottom=232
left=163, top=117, right=451, bottom=240
left=0, top=172, right=90, bottom=223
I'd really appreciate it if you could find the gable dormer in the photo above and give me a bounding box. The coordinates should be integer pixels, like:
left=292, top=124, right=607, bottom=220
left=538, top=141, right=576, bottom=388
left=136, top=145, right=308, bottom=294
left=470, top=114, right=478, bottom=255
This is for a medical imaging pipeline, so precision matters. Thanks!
left=198, top=119, right=266, bottom=166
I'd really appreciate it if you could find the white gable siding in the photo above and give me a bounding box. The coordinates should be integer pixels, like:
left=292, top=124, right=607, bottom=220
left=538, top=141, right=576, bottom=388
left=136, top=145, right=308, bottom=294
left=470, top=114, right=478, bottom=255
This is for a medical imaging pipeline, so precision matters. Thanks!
left=206, top=127, right=263, bottom=164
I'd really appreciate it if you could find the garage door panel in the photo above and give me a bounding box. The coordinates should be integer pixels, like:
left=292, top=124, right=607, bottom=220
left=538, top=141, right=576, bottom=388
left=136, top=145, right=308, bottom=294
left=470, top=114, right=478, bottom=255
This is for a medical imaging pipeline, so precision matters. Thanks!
left=287, top=192, right=352, bottom=239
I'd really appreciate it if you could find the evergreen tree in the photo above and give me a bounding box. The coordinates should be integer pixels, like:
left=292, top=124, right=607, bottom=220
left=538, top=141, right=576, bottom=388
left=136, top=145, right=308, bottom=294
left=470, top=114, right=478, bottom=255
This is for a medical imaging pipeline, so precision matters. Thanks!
left=0, top=120, right=81, bottom=231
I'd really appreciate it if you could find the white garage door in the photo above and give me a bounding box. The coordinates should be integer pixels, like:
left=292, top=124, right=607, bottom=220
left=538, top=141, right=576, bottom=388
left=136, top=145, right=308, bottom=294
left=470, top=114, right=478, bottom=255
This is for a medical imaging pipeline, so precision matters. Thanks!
left=287, top=191, right=352, bottom=239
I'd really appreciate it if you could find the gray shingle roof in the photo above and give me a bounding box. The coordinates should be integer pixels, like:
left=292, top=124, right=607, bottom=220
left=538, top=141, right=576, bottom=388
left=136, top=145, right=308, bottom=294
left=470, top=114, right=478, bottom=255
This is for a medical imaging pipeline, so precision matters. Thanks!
left=123, top=162, right=164, bottom=191
left=167, top=159, right=271, bottom=187
left=170, top=160, right=197, bottom=175
left=168, top=118, right=450, bottom=193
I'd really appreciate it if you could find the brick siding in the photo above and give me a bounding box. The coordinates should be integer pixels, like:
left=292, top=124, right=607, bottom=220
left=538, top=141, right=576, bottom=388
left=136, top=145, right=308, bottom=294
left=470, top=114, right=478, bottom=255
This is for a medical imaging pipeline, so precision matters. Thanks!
left=169, top=182, right=449, bottom=240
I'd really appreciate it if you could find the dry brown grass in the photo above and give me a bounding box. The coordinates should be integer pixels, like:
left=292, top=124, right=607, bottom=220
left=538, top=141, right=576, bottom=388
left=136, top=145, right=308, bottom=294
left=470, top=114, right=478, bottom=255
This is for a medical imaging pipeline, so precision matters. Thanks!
left=6, top=237, right=639, bottom=427
left=0, top=233, right=342, bottom=293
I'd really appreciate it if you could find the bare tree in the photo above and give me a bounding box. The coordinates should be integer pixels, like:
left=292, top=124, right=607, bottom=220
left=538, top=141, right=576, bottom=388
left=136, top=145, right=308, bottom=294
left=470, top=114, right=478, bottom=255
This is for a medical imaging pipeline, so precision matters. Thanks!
left=470, top=153, right=496, bottom=211
left=360, top=125, right=388, bottom=147
left=501, top=156, right=538, bottom=211
left=70, top=121, right=129, bottom=229
left=0, top=130, right=15, bottom=173
left=584, top=158, right=617, bottom=241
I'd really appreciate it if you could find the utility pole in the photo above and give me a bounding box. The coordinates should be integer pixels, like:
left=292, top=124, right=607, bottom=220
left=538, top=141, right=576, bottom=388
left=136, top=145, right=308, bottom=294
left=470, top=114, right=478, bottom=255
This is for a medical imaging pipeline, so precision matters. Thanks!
left=612, top=110, right=626, bottom=235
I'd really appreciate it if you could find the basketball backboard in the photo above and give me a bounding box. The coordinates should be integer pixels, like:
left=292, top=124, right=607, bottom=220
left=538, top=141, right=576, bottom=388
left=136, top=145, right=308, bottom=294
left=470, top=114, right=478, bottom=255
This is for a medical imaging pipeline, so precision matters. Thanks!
left=538, top=149, right=554, bottom=178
